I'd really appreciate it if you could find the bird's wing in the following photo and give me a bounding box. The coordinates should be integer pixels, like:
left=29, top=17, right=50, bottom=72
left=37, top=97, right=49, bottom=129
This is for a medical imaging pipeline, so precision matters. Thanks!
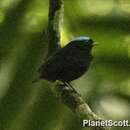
left=39, top=46, right=76, bottom=76
left=38, top=49, right=64, bottom=75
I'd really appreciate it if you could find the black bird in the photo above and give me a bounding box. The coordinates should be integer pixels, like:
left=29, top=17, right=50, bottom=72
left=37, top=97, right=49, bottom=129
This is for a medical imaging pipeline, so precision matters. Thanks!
left=38, top=36, right=96, bottom=84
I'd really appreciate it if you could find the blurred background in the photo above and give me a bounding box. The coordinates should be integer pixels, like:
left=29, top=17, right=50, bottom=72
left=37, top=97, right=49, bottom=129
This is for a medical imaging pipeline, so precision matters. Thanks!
left=0, top=0, right=129, bottom=130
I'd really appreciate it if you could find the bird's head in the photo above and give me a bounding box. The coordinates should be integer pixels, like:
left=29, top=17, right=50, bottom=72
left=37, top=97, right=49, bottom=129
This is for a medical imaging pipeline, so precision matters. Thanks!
left=69, top=36, right=97, bottom=48
left=69, top=36, right=94, bottom=47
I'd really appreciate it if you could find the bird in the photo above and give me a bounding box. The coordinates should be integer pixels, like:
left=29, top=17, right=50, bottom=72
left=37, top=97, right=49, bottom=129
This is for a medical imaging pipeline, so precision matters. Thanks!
left=36, top=36, right=96, bottom=85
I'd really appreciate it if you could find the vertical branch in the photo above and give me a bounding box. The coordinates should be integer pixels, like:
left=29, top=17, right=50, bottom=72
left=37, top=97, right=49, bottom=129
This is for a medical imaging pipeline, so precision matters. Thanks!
left=47, top=0, right=63, bottom=55
left=47, top=1, right=109, bottom=130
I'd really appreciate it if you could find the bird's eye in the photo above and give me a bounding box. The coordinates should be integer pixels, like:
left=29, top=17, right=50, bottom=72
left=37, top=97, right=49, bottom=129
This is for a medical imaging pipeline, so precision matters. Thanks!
left=88, top=39, right=93, bottom=44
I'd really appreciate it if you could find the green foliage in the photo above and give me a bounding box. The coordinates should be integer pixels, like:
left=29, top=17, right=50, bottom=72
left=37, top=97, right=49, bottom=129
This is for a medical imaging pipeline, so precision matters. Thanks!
left=0, top=0, right=129, bottom=130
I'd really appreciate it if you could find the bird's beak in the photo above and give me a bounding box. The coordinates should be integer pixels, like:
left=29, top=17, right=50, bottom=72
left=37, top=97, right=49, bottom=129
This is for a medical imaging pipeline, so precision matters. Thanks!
left=93, top=42, right=99, bottom=46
